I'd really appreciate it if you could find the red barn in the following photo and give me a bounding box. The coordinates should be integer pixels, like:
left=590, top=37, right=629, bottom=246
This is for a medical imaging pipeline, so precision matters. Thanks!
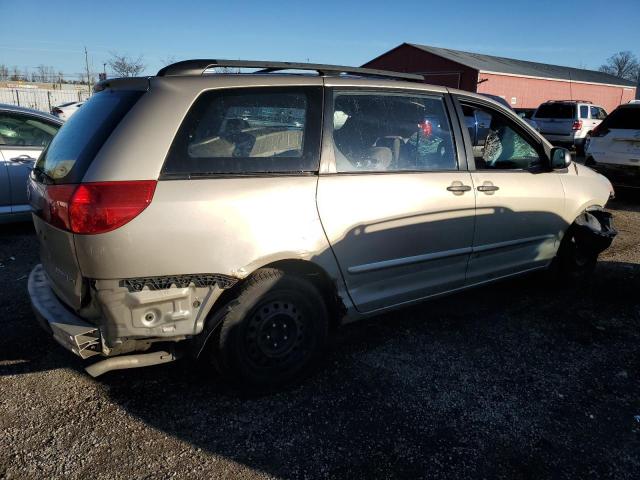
left=363, top=43, right=637, bottom=112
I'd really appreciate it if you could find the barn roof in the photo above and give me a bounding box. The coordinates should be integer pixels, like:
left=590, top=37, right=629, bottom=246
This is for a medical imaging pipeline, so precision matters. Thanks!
left=406, top=43, right=636, bottom=87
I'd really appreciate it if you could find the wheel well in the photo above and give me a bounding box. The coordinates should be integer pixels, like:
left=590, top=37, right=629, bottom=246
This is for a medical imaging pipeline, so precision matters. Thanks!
left=261, top=259, right=345, bottom=331
left=206, top=260, right=344, bottom=336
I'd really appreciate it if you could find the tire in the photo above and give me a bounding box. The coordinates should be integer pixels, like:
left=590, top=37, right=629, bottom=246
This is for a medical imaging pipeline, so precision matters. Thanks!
left=554, top=226, right=597, bottom=282
left=210, top=268, right=329, bottom=390
left=583, top=133, right=592, bottom=155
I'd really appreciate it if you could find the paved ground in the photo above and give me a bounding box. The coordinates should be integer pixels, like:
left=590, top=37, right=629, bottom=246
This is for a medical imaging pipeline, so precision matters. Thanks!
left=1, top=192, right=639, bottom=479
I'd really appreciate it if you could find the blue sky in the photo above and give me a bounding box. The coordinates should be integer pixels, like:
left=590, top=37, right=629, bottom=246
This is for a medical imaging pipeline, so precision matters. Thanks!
left=1, top=0, right=639, bottom=80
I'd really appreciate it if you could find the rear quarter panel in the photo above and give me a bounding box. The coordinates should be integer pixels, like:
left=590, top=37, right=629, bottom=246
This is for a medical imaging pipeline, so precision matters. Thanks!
left=73, top=176, right=340, bottom=283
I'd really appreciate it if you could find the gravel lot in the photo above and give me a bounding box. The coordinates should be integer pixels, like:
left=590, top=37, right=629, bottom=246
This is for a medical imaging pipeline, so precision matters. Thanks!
left=1, top=192, right=639, bottom=479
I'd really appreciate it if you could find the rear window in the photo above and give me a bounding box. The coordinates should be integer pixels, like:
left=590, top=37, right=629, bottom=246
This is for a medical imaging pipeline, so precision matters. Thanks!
left=600, top=107, right=640, bottom=130
left=35, top=90, right=142, bottom=184
left=162, top=87, right=322, bottom=176
left=534, top=103, right=575, bottom=119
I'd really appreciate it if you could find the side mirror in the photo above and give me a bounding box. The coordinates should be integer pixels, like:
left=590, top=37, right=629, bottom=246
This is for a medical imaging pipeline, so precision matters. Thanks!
left=550, top=147, right=572, bottom=169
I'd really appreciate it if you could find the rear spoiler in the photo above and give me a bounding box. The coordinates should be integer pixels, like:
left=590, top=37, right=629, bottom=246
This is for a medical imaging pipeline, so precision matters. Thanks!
left=93, top=77, right=150, bottom=93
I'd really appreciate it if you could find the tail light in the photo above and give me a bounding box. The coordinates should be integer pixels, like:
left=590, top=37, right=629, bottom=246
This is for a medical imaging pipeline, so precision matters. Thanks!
left=34, top=180, right=156, bottom=234
left=572, top=120, right=583, bottom=131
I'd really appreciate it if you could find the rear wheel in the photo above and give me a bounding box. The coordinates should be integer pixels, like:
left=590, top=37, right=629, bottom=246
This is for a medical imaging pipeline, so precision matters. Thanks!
left=210, top=268, right=329, bottom=390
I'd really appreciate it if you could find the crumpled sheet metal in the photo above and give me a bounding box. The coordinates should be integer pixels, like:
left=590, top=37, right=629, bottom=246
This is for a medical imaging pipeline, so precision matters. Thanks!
left=573, top=209, right=617, bottom=255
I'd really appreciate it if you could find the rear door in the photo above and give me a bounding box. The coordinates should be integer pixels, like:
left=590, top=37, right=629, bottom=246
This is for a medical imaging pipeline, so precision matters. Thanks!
left=317, top=88, right=476, bottom=313
left=454, top=96, right=566, bottom=282
left=0, top=111, right=60, bottom=214
left=586, top=106, right=604, bottom=133
left=29, top=89, right=143, bottom=309
left=533, top=103, right=575, bottom=136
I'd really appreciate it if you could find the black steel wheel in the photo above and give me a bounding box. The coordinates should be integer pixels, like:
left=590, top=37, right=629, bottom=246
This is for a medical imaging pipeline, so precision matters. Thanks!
left=211, top=268, right=329, bottom=390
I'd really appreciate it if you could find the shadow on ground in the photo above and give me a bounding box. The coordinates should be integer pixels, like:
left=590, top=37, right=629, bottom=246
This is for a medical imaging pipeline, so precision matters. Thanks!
left=94, top=260, right=640, bottom=478
left=2, top=219, right=639, bottom=478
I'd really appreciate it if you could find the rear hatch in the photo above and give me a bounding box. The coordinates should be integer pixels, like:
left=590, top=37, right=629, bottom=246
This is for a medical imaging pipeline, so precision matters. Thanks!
left=533, top=103, right=576, bottom=136
left=29, top=87, right=144, bottom=310
left=596, top=107, right=640, bottom=164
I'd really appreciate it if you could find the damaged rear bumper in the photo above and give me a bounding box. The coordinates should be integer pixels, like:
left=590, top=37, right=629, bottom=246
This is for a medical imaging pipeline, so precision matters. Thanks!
left=28, top=264, right=184, bottom=376
left=28, top=264, right=101, bottom=359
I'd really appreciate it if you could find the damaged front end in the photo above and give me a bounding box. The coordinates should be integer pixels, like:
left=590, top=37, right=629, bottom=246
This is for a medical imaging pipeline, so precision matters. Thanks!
left=572, top=208, right=617, bottom=256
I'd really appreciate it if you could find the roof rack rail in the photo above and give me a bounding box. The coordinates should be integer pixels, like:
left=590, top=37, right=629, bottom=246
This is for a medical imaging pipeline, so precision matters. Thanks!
left=547, top=99, right=593, bottom=104
left=156, top=59, right=425, bottom=82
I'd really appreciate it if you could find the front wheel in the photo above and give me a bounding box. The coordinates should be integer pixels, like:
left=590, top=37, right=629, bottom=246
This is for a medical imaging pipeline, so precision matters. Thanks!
left=210, top=268, right=329, bottom=390
left=553, top=227, right=597, bottom=282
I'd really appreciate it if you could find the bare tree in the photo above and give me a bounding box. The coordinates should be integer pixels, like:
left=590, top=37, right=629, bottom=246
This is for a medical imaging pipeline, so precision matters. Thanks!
left=35, top=64, right=47, bottom=82
left=9, top=65, right=22, bottom=81
left=599, top=51, right=640, bottom=82
left=160, top=55, right=177, bottom=66
left=108, top=52, right=146, bottom=77
left=0, top=64, right=8, bottom=81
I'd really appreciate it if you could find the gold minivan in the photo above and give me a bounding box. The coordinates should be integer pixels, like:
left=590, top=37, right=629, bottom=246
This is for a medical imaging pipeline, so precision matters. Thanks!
left=28, top=60, right=616, bottom=389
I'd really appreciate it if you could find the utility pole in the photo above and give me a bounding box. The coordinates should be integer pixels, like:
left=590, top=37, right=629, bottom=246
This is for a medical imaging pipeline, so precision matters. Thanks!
left=84, top=46, right=92, bottom=94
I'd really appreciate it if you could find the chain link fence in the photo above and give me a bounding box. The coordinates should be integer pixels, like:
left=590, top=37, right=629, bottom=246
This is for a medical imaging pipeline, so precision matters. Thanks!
left=0, top=87, right=91, bottom=113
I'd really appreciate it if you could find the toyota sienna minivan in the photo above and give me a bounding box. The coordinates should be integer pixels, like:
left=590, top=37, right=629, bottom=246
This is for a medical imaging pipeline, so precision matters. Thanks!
left=28, top=60, right=616, bottom=389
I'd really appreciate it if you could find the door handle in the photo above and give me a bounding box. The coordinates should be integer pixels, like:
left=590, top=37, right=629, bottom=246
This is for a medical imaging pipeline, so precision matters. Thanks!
left=477, top=182, right=500, bottom=194
left=9, top=155, right=37, bottom=163
left=447, top=181, right=472, bottom=194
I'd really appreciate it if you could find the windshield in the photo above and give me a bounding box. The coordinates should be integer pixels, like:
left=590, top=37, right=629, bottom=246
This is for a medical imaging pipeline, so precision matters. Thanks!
left=35, top=89, right=143, bottom=184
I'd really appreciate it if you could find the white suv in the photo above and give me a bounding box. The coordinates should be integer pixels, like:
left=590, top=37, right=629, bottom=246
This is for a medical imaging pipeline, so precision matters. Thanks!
left=533, top=101, right=607, bottom=154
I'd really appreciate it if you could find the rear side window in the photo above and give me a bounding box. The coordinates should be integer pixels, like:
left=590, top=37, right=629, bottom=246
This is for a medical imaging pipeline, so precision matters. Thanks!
left=332, top=91, right=457, bottom=172
left=163, top=87, right=322, bottom=176
left=580, top=105, right=589, bottom=118
left=35, top=90, right=142, bottom=184
left=600, top=107, right=640, bottom=129
left=535, top=103, right=575, bottom=119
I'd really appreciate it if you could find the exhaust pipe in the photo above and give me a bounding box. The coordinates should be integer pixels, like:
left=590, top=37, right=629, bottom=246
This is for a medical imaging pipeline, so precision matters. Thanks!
left=85, top=349, right=181, bottom=378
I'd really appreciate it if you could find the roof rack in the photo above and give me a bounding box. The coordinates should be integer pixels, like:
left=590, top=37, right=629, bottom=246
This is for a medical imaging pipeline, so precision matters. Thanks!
left=546, top=99, right=593, bottom=104
left=156, top=59, right=425, bottom=82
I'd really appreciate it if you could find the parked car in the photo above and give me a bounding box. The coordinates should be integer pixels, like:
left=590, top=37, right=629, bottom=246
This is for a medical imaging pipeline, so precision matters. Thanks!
left=467, top=93, right=540, bottom=132
left=0, top=104, right=62, bottom=223
left=532, top=100, right=607, bottom=155
left=585, top=103, right=640, bottom=188
left=28, top=60, right=616, bottom=389
left=51, top=101, right=84, bottom=121
left=514, top=108, right=540, bottom=131
left=515, top=108, right=536, bottom=119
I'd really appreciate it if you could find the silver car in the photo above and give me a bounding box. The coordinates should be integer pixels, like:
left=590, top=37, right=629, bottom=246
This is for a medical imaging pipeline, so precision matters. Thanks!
left=27, top=60, right=616, bottom=389
left=0, top=104, right=62, bottom=222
